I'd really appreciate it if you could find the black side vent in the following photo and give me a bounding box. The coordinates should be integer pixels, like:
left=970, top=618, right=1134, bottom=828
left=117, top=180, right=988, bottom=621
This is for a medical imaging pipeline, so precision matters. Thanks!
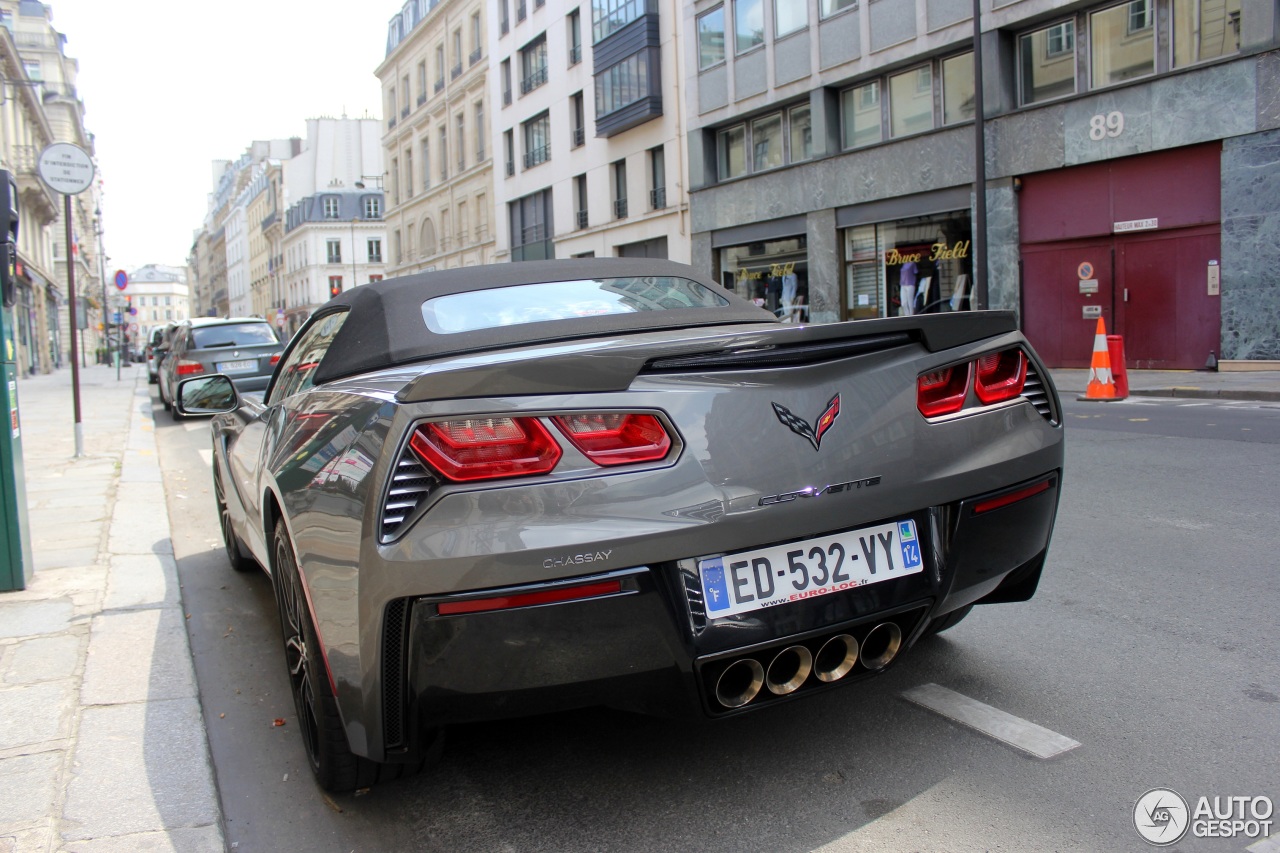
left=642, top=332, right=914, bottom=373
left=380, top=446, right=439, bottom=541
left=382, top=598, right=410, bottom=750
left=1022, top=362, right=1055, bottom=422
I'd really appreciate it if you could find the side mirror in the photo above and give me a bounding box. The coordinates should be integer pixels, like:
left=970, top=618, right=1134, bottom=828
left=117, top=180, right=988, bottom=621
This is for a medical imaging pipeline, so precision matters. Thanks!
left=176, top=374, right=239, bottom=416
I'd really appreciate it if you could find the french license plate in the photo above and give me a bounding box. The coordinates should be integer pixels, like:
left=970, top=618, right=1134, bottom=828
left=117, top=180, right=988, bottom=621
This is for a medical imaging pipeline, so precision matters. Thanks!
left=218, top=359, right=256, bottom=373
left=699, top=519, right=923, bottom=619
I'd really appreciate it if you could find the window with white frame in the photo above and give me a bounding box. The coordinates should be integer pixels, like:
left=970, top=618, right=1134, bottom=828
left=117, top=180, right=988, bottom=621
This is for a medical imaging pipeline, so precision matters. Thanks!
left=323, top=196, right=340, bottom=219
left=367, top=238, right=382, bottom=263
left=326, top=239, right=342, bottom=264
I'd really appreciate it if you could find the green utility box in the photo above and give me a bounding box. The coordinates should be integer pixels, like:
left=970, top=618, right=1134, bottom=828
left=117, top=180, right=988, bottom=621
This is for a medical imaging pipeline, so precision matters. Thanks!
left=1, top=169, right=34, bottom=591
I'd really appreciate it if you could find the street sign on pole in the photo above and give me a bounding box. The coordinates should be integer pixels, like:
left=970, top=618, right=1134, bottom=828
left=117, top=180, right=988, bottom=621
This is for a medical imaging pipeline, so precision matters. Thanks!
left=114, top=269, right=128, bottom=290
left=37, top=143, right=95, bottom=459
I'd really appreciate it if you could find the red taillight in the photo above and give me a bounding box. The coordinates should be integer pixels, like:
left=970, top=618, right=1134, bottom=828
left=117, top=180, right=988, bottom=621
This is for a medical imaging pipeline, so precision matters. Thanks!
left=974, top=349, right=1027, bottom=405
left=410, top=417, right=561, bottom=482
left=436, top=579, right=623, bottom=616
left=175, top=360, right=205, bottom=377
left=917, top=364, right=971, bottom=418
left=552, top=413, right=671, bottom=466
left=269, top=353, right=282, bottom=366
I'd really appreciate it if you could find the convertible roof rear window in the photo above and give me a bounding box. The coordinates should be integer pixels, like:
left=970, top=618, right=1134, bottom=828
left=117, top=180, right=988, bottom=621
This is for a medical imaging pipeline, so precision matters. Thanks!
left=421, top=277, right=730, bottom=334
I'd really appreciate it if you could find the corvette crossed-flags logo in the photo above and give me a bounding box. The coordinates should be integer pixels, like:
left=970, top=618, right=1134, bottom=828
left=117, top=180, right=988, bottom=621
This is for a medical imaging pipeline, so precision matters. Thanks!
left=772, top=393, right=841, bottom=451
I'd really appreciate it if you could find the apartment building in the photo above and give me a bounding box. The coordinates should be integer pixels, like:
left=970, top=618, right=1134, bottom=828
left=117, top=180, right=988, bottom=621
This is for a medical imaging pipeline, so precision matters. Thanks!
left=281, top=118, right=386, bottom=336
left=378, top=0, right=496, bottom=273
left=126, top=264, right=189, bottom=329
left=488, top=0, right=692, bottom=262
left=0, top=0, right=103, bottom=374
left=684, top=0, right=1280, bottom=367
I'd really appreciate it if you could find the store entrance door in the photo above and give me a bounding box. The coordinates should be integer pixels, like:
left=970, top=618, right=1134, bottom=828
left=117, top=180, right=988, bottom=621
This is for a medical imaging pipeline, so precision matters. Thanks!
left=1115, top=226, right=1220, bottom=369
left=1021, top=239, right=1115, bottom=368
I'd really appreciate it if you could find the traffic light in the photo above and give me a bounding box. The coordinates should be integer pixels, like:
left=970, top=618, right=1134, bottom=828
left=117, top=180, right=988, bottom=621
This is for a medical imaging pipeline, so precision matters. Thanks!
left=330, top=279, right=342, bottom=298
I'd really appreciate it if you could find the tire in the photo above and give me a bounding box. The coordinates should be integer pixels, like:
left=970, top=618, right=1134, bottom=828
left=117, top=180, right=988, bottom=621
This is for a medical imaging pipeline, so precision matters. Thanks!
left=170, top=404, right=184, bottom=422
left=213, top=458, right=256, bottom=573
left=922, top=604, right=974, bottom=637
left=160, top=381, right=172, bottom=411
left=271, top=522, right=431, bottom=792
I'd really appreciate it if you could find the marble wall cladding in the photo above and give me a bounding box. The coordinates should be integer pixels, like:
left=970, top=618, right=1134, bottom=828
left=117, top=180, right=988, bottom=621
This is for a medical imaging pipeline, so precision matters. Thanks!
left=986, top=105, right=1067, bottom=178
left=693, top=231, right=714, bottom=279
left=1258, top=51, right=1280, bottom=131
left=735, top=50, right=768, bottom=101
left=775, top=31, right=812, bottom=86
left=1220, top=129, right=1280, bottom=360
left=1151, top=63, right=1255, bottom=149
left=927, top=0, right=970, bottom=32
left=985, top=183, right=1022, bottom=315
left=819, top=9, right=861, bottom=69
left=698, top=65, right=729, bottom=114
left=1063, top=88, right=1154, bottom=164
left=870, top=0, right=917, bottom=52
left=806, top=208, right=841, bottom=323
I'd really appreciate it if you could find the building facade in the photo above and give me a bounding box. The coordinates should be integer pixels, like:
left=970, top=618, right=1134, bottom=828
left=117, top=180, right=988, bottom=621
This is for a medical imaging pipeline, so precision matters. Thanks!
left=280, top=118, right=386, bottom=336
left=1, top=0, right=103, bottom=375
left=125, top=263, right=189, bottom=331
left=683, top=0, right=1280, bottom=366
left=379, top=0, right=497, bottom=273
left=486, top=0, right=693, bottom=264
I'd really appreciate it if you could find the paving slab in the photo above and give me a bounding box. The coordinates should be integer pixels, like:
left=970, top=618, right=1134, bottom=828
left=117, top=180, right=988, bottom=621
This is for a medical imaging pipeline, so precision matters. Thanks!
left=1, top=635, right=83, bottom=685
left=0, top=600, right=75, bottom=640
left=81, top=609, right=196, bottom=706
left=61, top=699, right=220, bottom=842
left=103, top=554, right=181, bottom=612
left=0, top=750, right=62, bottom=825
left=0, top=680, right=77, bottom=751
left=61, top=826, right=226, bottom=853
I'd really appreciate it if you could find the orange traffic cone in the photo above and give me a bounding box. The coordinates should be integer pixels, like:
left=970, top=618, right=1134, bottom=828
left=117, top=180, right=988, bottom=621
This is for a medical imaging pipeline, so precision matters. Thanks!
left=1079, top=318, right=1125, bottom=401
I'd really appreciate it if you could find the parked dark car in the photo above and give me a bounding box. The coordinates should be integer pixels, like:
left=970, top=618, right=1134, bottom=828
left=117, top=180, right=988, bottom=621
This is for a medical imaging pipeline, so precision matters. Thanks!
left=158, top=317, right=282, bottom=419
left=177, top=259, right=1065, bottom=792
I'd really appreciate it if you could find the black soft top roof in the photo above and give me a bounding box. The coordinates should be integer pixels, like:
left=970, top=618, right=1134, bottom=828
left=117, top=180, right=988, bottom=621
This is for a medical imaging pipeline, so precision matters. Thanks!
left=310, top=258, right=777, bottom=384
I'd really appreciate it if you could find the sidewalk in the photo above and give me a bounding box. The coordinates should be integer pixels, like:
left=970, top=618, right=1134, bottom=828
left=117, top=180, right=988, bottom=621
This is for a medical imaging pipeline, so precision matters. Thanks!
left=1049, top=367, right=1280, bottom=402
left=0, top=363, right=224, bottom=853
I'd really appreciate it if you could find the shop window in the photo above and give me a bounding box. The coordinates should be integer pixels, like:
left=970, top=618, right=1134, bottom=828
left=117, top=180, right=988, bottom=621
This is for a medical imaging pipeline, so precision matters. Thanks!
left=718, top=236, right=809, bottom=323
left=841, top=81, right=882, bottom=149
left=889, top=66, right=934, bottom=138
left=776, top=0, right=807, bottom=37
left=698, top=6, right=726, bottom=69
left=1090, top=1, right=1155, bottom=88
left=1173, top=0, right=1240, bottom=67
left=735, top=0, right=764, bottom=54
left=841, top=211, right=973, bottom=321
left=1018, top=20, right=1077, bottom=104
left=942, top=53, right=975, bottom=125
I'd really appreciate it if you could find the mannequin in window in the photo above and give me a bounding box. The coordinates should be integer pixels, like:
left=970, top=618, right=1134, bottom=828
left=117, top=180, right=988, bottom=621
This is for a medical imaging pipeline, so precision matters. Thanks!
left=899, top=260, right=918, bottom=316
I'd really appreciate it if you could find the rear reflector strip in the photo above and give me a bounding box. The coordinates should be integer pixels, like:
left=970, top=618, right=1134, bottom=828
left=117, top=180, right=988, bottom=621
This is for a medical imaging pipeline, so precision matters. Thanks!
left=436, top=580, right=623, bottom=616
left=972, top=478, right=1054, bottom=515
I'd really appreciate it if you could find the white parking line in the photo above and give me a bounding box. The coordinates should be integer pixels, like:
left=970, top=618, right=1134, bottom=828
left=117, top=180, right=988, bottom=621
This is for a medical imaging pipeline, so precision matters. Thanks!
left=1248, top=834, right=1280, bottom=853
left=902, top=683, right=1081, bottom=759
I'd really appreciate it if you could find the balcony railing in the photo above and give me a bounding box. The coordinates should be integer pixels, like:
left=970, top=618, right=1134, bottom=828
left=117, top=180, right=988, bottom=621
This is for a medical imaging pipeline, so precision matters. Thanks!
left=572, top=127, right=585, bottom=147
left=613, top=199, right=628, bottom=219
left=503, top=88, right=512, bottom=106
left=388, top=116, right=397, bottom=129
left=505, top=160, right=515, bottom=176
left=476, top=145, right=486, bottom=162
left=417, top=93, right=427, bottom=107
left=450, top=62, right=462, bottom=80
left=519, top=67, right=548, bottom=94
left=434, top=78, right=444, bottom=93
left=650, top=186, right=667, bottom=210
left=516, top=1, right=527, bottom=22
left=469, top=47, right=483, bottom=66
left=521, top=223, right=545, bottom=243
left=569, top=44, right=582, bottom=65
left=576, top=210, right=588, bottom=230
left=523, top=144, right=550, bottom=169
left=401, top=106, right=410, bottom=119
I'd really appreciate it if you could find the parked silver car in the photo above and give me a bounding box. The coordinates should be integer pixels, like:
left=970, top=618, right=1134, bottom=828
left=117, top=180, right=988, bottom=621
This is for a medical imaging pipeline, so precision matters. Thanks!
left=177, top=259, right=1064, bottom=792
left=158, top=317, right=282, bottom=419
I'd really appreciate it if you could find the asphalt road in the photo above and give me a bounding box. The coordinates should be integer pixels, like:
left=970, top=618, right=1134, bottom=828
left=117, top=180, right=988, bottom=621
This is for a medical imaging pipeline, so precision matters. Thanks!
left=154, top=390, right=1280, bottom=853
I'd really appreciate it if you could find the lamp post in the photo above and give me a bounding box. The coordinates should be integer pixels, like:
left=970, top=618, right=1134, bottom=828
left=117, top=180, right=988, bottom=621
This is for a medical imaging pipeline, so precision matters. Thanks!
left=94, top=207, right=107, bottom=363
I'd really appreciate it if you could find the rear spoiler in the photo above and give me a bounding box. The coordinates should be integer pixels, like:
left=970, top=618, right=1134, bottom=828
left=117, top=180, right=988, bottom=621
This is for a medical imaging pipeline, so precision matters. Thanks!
left=396, top=311, right=1018, bottom=403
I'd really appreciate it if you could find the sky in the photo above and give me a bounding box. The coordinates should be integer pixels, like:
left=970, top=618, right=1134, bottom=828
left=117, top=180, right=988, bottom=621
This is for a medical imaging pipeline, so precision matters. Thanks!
left=44, top=0, right=393, bottom=274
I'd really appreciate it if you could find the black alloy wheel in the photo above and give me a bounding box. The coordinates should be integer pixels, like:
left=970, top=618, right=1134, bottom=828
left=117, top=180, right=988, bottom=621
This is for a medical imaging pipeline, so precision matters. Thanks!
left=213, top=457, right=256, bottom=573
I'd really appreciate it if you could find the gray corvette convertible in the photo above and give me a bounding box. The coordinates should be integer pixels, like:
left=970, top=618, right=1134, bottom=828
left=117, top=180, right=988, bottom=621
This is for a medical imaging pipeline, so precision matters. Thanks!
left=177, top=258, right=1064, bottom=792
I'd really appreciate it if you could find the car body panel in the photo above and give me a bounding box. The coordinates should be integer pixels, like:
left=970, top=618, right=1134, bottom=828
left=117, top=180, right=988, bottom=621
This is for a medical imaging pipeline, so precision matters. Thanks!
left=204, top=260, right=1064, bottom=766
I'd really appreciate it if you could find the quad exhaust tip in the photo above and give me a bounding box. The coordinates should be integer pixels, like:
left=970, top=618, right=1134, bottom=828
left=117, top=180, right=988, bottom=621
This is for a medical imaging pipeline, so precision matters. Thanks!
left=766, top=645, right=814, bottom=695
left=715, top=658, right=765, bottom=708
left=813, top=634, right=859, bottom=683
left=860, top=622, right=903, bottom=670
